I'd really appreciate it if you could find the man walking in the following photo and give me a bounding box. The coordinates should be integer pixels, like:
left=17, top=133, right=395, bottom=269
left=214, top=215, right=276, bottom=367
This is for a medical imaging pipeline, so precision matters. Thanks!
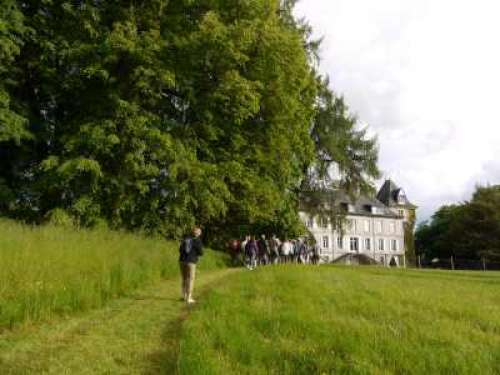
left=269, top=235, right=280, bottom=264
left=179, top=227, right=203, bottom=304
left=258, top=234, right=270, bottom=265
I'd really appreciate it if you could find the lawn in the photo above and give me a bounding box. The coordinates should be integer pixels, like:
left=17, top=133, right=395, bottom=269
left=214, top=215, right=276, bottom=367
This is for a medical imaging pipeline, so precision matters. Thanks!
left=0, top=219, right=227, bottom=330
left=179, top=265, right=500, bottom=374
left=2, top=219, right=499, bottom=374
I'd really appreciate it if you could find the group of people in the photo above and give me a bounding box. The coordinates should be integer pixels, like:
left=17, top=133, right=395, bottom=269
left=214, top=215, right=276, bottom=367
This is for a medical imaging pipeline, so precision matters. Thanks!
left=178, top=228, right=323, bottom=304
left=228, top=235, right=321, bottom=270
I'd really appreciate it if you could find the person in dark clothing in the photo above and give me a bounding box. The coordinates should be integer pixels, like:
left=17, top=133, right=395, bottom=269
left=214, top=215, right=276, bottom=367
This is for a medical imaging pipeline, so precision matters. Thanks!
left=245, top=236, right=258, bottom=270
left=228, top=239, right=241, bottom=266
left=258, top=234, right=269, bottom=265
left=179, top=227, right=203, bottom=304
left=312, top=243, right=320, bottom=265
left=297, top=240, right=307, bottom=264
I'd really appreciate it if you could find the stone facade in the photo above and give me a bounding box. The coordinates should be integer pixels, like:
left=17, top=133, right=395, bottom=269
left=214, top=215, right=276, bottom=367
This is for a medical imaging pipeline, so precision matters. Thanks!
left=299, top=180, right=416, bottom=266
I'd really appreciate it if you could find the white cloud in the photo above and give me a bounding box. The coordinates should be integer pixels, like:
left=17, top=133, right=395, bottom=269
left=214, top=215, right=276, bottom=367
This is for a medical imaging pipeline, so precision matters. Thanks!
left=295, top=0, right=500, bottom=221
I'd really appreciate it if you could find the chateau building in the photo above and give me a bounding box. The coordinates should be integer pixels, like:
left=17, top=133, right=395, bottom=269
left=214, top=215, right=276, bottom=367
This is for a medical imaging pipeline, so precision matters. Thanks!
left=299, top=180, right=416, bottom=266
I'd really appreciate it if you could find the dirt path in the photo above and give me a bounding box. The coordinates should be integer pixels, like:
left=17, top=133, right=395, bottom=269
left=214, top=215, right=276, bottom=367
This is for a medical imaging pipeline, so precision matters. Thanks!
left=0, top=268, right=239, bottom=374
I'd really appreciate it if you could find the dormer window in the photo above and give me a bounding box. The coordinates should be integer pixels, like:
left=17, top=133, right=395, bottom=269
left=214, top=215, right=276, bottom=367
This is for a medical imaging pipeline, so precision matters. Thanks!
left=340, top=203, right=355, bottom=213
left=397, top=189, right=407, bottom=204
left=371, top=206, right=378, bottom=214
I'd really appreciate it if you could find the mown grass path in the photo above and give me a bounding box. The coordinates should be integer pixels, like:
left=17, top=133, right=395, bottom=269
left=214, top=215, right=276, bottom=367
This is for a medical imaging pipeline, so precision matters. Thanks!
left=0, top=268, right=239, bottom=374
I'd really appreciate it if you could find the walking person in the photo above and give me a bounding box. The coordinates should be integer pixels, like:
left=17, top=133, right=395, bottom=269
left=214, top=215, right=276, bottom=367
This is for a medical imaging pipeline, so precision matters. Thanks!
left=179, top=227, right=204, bottom=304
left=290, top=240, right=296, bottom=263
left=269, top=235, right=280, bottom=265
left=258, top=234, right=270, bottom=266
left=228, top=238, right=240, bottom=266
left=245, top=236, right=259, bottom=270
left=281, top=239, right=290, bottom=263
left=297, top=239, right=307, bottom=264
left=293, top=240, right=302, bottom=263
left=312, top=242, right=320, bottom=265
left=240, top=235, right=249, bottom=266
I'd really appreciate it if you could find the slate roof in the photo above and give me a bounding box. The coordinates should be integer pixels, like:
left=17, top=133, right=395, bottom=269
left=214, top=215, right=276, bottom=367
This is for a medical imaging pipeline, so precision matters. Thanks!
left=300, top=189, right=400, bottom=218
left=376, top=179, right=417, bottom=208
left=300, top=179, right=416, bottom=218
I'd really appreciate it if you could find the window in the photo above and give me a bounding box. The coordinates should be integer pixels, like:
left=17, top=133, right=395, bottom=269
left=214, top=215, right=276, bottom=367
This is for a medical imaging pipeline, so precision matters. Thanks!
left=307, top=216, right=314, bottom=228
left=371, top=206, right=378, bottom=214
left=364, top=220, right=370, bottom=232
left=365, top=238, right=371, bottom=251
left=390, top=222, right=395, bottom=234
left=398, top=209, right=404, bottom=217
left=379, top=238, right=385, bottom=251
left=350, top=237, right=359, bottom=252
left=391, top=239, right=398, bottom=251
left=337, top=236, right=343, bottom=250
left=376, top=221, right=382, bottom=234
left=321, top=217, right=328, bottom=228
left=346, top=219, right=354, bottom=232
left=348, top=204, right=355, bottom=213
left=323, top=236, right=329, bottom=249
left=349, top=219, right=357, bottom=233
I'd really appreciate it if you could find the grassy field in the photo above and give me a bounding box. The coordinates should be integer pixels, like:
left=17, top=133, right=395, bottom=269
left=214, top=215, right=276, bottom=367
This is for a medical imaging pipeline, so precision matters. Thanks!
left=2, top=221, right=500, bottom=374
left=0, top=268, right=238, bottom=374
left=0, top=219, right=227, bottom=330
left=179, top=265, right=500, bottom=374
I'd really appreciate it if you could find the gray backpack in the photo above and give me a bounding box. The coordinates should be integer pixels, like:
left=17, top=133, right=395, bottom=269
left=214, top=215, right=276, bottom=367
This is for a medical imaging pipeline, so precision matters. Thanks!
left=181, top=238, right=193, bottom=256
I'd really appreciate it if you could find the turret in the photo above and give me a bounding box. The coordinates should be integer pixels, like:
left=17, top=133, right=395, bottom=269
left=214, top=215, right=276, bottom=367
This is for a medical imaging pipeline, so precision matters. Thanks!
left=376, top=179, right=417, bottom=221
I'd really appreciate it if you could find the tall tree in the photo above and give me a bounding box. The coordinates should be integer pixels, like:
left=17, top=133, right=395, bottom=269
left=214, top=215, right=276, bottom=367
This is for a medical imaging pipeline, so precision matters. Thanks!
left=0, top=0, right=28, bottom=212
left=310, top=78, right=380, bottom=195
left=0, top=0, right=28, bottom=143
left=0, top=0, right=318, bottom=238
left=1, top=0, right=381, bottom=243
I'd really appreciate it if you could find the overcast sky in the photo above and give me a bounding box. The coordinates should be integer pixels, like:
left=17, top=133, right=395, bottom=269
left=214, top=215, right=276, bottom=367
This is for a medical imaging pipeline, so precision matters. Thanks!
left=295, top=0, right=500, bottom=222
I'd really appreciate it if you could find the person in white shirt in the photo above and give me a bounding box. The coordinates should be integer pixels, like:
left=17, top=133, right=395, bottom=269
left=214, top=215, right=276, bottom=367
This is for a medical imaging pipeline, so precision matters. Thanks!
left=281, top=239, right=291, bottom=263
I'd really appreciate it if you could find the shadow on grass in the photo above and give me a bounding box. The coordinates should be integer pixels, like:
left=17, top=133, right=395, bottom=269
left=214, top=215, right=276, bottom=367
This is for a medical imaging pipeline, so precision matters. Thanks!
left=131, top=295, right=180, bottom=302
left=142, top=307, right=190, bottom=375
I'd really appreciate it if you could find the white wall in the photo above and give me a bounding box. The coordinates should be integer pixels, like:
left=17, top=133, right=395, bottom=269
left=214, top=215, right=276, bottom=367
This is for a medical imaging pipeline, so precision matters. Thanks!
left=300, top=211, right=405, bottom=261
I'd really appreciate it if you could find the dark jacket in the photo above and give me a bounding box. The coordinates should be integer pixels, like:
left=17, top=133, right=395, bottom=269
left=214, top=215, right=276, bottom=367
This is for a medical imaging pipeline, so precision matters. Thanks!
left=258, top=238, right=269, bottom=256
left=179, top=236, right=203, bottom=264
left=245, top=240, right=258, bottom=256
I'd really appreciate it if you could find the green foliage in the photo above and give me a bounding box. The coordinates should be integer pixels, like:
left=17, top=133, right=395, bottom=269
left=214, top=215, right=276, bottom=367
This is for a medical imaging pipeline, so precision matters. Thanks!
left=180, top=266, right=500, bottom=374
left=0, top=1, right=380, bottom=242
left=300, top=78, right=381, bottom=230
left=310, top=77, right=380, bottom=194
left=0, top=0, right=29, bottom=144
left=0, top=268, right=236, bottom=373
left=416, top=185, right=500, bottom=260
left=404, top=208, right=416, bottom=264
left=0, top=218, right=228, bottom=329
left=44, top=207, right=75, bottom=227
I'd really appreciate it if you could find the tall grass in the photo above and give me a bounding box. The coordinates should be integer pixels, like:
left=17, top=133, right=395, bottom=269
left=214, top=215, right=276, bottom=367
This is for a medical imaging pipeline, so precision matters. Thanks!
left=179, top=266, right=500, bottom=374
left=0, top=219, right=227, bottom=330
